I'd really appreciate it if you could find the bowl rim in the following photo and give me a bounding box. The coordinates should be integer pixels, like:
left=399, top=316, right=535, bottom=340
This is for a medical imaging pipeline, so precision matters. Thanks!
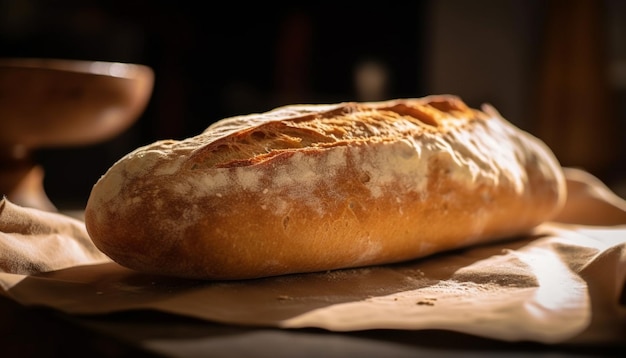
left=0, top=57, right=153, bottom=79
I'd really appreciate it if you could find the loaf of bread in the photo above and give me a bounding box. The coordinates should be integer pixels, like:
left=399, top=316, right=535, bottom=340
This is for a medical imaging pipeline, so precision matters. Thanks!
left=84, top=95, right=566, bottom=280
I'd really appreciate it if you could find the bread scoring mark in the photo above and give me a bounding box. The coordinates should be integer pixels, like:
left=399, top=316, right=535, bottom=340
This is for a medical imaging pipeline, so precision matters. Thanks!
left=186, top=122, right=335, bottom=169
left=381, top=103, right=441, bottom=127
left=181, top=96, right=482, bottom=171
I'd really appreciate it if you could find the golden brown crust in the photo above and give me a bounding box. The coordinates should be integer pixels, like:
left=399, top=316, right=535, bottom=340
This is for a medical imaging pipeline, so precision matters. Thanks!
left=84, top=95, right=566, bottom=280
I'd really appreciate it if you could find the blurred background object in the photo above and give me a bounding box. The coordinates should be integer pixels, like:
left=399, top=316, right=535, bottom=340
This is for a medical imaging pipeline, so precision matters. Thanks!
left=533, top=0, right=619, bottom=183
left=0, top=0, right=624, bottom=210
left=0, top=58, right=153, bottom=211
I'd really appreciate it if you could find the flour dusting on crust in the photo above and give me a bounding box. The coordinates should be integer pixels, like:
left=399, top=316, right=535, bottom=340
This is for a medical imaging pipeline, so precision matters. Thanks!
left=84, top=95, right=566, bottom=280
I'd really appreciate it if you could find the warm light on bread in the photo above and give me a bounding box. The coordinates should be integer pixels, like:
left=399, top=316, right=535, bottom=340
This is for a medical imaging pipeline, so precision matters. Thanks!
left=84, top=95, right=566, bottom=280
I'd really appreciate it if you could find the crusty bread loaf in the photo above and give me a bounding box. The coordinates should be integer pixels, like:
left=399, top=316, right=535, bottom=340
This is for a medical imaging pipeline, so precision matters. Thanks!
left=84, top=95, right=566, bottom=280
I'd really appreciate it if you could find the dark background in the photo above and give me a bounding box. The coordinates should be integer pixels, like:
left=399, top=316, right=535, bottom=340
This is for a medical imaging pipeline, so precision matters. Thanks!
left=1, top=0, right=625, bottom=209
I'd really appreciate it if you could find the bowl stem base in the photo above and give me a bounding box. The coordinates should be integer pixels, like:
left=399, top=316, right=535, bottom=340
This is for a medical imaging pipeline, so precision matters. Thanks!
left=0, top=158, right=57, bottom=212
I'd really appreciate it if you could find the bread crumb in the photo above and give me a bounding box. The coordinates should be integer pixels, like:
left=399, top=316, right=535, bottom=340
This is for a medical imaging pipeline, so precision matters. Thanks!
left=416, top=297, right=437, bottom=306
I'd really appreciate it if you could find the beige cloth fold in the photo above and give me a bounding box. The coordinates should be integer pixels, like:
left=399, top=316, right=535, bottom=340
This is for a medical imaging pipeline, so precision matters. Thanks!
left=0, top=168, right=625, bottom=344
left=0, top=197, right=110, bottom=278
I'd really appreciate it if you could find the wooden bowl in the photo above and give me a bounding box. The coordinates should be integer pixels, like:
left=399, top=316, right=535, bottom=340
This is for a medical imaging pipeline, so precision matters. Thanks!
left=0, top=58, right=154, bottom=211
